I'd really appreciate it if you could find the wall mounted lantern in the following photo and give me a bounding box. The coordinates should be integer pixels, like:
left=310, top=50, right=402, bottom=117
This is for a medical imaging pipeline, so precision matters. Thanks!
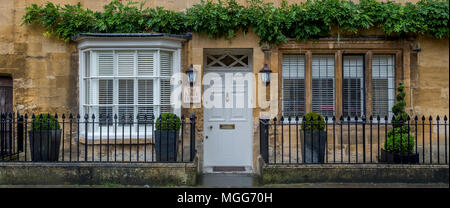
left=260, top=64, right=272, bottom=85
left=186, top=64, right=195, bottom=85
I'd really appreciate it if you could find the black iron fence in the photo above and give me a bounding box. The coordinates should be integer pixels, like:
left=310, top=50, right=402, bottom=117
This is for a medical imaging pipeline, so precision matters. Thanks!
left=260, top=115, right=449, bottom=165
left=0, top=112, right=197, bottom=163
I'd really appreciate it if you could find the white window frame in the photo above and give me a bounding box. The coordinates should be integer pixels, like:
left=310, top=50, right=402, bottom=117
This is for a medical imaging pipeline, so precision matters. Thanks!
left=78, top=40, right=182, bottom=139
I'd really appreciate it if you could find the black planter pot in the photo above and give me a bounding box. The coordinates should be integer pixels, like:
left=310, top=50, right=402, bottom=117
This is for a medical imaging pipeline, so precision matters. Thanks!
left=155, top=130, right=179, bottom=162
left=380, top=148, right=419, bottom=164
left=29, top=130, right=62, bottom=162
left=300, top=130, right=327, bottom=163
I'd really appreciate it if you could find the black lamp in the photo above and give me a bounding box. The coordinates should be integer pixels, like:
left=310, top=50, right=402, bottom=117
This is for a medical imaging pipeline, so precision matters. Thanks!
left=260, top=64, right=272, bottom=85
left=186, top=64, right=195, bottom=85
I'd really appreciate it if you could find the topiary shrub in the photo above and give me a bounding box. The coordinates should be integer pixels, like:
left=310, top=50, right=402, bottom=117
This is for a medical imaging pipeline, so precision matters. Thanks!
left=155, top=113, right=181, bottom=131
left=391, top=83, right=408, bottom=128
left=385, top=82, right=415, bottom=155
left=384, top=133, right=415, bottom=155
left=31, top=114, right=61, bottom=131
left=301, top=112, right=325, bottom=131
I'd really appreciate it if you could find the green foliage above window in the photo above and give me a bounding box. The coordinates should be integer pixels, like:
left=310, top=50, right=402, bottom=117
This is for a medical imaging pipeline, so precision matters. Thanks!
left=22, top=0, right=449, bottom=43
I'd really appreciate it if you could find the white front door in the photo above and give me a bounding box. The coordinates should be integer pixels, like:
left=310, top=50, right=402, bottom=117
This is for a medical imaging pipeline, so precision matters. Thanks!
left=203, top=49, right=253, bottom=172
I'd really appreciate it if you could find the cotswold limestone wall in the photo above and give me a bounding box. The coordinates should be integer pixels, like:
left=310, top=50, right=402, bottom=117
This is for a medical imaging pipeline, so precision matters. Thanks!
left=1, top=0, right=447, bottom=115
left=413, top=37, right=449, bottom=116
left=0, top=0, right=80, bottom=114
left=0, top=0, right=448, bottom=172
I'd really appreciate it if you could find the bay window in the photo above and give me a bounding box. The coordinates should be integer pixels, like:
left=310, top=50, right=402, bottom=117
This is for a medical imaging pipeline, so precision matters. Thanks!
left=78, top=39, right=182, bottom=138
left=83, top=49, right=173, bottom=122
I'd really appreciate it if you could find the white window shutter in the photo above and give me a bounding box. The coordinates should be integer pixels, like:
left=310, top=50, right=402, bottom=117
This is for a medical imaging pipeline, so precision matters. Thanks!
left=138, top=51, right=155, bottom=76
left=98, top=79, right=113, bottom=124
left=118, top=80, right=134, bottom=122
left=282, top=54, right=305, bottom=116
left=84, top=51, right=90, bottom=77
left=160, top=51, right=173, bottom=77
left=138, top=80, right=154, bottom=121
left=117, top=51, right=135, bottom=76
left=160, top=79, right=172, bottom=113
left=98, top=51, right=114, bottom=76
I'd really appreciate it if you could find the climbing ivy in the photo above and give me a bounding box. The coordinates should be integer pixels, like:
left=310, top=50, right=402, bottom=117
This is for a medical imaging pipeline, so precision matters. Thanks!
left=22, top=0, right=449, bottom=44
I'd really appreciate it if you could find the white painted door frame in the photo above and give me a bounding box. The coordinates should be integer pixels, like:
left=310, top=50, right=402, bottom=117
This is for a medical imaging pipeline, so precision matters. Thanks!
left=202, top=49, right=253, bottom=173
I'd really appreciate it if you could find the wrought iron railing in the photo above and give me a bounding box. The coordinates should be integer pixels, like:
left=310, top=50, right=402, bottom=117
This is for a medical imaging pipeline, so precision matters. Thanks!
left=260, top=115, right=449, bottom=165
left=0, top=112, right=197, bottom=163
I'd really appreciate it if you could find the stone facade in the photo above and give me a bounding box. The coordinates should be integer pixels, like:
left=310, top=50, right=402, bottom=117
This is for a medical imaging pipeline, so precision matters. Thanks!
left=0, top=0, right=448, bottom=173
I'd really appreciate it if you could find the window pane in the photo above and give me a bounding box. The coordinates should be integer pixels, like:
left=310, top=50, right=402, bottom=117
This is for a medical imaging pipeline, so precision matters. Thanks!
left=83, top=49, right=176, bottom=130
left=98, top=51, right=114, bottom=76
left=138, top=80, right=153, bottom=104
left=160, top=79, right=172, bottom=113
left=160, top=51, right=172, bottom=77
left=117, top=51, right=135, bottom=76
left=138, top=80, right=154, bottom=122
left=282, top=54, right=305, bottom=116
left=138, top=51, right=155, bottom=76
left=283, top=79, right=305, bottom=116
left=372, top=55, right=395, bottom=118
left=343, top=79, right=362, bottom=117
left=138, top=106, right=154, bottom=123
left=282, top=54, right=305, bottom=78
left=119, top=80, right=134, bottom=123
left=84, top=51, right=90, bottom=77
left=312, top=55, right=335, bottom=117
left=343, top=55, right=364, bottom=118
left=98, top=80, right=113, bottom=125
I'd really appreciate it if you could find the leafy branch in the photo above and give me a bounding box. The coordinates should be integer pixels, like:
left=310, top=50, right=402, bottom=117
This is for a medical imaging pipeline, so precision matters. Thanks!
left=22, top=0, right=449, bottom=44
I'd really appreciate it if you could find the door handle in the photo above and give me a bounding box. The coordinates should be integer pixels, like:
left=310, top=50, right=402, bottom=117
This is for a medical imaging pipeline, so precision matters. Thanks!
left=209, top=125, right=213, bottom=130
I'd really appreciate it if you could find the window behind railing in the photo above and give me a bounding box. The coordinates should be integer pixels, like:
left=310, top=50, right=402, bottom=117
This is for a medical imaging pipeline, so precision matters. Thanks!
left=83, top=49, right=174, bottom=131
left=343, top=55, right=365, bottom=118
left=312, top=55, right=335, bottom=117
left=0, top=113, right=197, bottom=163
left=282, top=54, right=305, bottom=117
left=372, top=55, right=395, bottom=120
